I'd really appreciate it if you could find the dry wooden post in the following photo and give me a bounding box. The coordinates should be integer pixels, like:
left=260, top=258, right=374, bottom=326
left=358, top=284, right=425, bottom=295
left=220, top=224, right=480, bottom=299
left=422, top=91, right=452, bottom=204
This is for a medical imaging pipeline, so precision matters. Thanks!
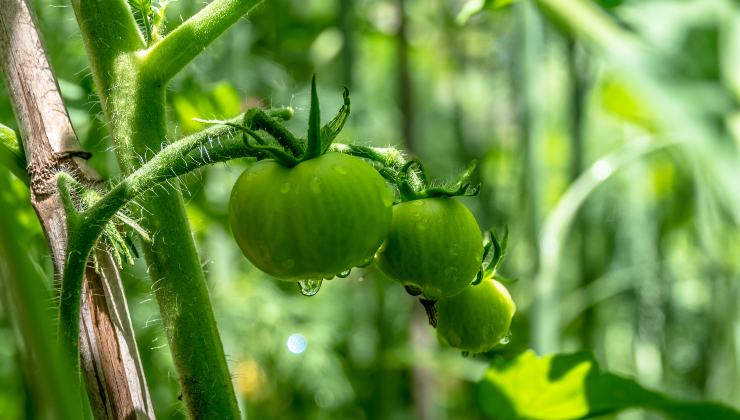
left=0, top=0, right=154, bottom=418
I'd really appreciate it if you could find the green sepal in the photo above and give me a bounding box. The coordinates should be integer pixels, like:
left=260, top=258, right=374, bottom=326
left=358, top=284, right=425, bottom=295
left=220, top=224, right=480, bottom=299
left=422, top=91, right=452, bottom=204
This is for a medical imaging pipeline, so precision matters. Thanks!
left=243, top=108, right=304, bottom=158
left=241, top=129, right=300, bottom=167
left=320, top=86, right=351, bottom=153
left=305, top=75, right=322, bottom=160
left=421, top=160, right=480, bottom=198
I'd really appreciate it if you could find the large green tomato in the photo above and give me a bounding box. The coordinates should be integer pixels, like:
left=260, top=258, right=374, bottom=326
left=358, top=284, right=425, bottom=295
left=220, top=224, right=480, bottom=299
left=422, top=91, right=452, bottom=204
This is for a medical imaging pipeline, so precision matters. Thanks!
left=375, top=197, right=483, bottom=300
left=229, top=152, right=393, bottom=280
left=436, top=279, right=516, bottom=353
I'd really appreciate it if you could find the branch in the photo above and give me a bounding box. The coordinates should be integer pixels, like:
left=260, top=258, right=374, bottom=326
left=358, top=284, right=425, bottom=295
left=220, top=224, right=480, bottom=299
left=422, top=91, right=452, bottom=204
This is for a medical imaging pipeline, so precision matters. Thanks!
left=57, top=112, right=412, bottom=351
left=140, top=0, right=261, bottom=82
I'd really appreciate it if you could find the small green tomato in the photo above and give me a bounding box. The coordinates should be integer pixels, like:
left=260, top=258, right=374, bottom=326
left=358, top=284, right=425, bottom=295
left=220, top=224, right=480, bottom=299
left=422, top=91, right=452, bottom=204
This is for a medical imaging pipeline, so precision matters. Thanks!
left=375, top=197, right=483, bottom=300
left=436, top=279, right=516, bottom=353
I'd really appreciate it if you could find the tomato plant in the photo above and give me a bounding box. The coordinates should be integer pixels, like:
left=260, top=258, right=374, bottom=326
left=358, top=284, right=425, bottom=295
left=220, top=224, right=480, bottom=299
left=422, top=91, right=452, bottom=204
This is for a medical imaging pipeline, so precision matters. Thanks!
left=229, top=152, right=392, bottom=280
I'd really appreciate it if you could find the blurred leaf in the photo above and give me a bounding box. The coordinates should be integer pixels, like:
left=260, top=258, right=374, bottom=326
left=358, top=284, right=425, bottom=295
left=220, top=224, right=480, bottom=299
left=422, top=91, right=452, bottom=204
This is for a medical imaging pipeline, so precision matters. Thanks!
left=594, top=0, right=623, bottom=9
left=457, top=0, right=516, bottom=25
left=600, top=77, right=657, bottom=130
left=0, top=171, right=81, bottom=418
left=0, top=124, right=28, bottom=184
left=477, top=350, right=740, bottom=420
left=172, top=81, right=242, bottom=134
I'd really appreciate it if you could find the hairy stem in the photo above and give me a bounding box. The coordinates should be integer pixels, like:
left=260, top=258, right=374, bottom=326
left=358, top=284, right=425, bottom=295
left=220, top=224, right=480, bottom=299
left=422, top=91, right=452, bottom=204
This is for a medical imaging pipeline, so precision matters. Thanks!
left=70, top=0, right=253, bottom=416
left=140, top=0, right=261, bottom=82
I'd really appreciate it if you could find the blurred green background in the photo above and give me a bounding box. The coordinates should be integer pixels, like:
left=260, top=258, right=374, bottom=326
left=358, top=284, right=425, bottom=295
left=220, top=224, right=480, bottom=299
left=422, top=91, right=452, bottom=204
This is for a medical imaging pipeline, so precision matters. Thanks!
left=1, top=0, right=739, bottom=418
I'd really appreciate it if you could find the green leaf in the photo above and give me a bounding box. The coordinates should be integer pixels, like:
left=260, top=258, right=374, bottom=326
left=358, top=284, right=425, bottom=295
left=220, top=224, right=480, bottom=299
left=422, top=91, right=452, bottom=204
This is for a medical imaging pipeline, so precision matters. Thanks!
left=477, top=350, right=740, bottom=420
left=456, top=0, right=516, bottom=25
left=0, top=124, right=29, bottom=184
left=128, top=0, right=154, bottom=45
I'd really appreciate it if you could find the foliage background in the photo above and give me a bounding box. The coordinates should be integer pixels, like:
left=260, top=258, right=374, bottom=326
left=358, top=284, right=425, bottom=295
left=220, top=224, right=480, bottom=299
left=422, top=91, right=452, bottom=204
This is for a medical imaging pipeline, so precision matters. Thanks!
left=1, top=0, right=739, bottom=418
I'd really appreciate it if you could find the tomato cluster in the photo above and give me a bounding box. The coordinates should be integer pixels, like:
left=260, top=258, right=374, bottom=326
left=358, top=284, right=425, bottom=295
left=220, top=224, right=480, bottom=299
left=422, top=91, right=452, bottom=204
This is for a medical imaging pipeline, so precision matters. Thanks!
left=228, top=79, right=515, bottom=354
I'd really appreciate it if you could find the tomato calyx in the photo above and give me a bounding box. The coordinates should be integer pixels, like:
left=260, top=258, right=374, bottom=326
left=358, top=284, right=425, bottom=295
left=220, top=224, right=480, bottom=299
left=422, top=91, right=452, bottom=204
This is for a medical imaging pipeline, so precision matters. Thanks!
left=237, top=75, right=351, bottom=167
left=473, top=227, right=517, bottom=286
left=394, top=158, right=480, bottom=202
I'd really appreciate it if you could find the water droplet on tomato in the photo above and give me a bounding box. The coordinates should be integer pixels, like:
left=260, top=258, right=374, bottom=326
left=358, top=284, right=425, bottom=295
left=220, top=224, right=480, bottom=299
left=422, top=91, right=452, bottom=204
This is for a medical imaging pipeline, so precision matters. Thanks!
left=357, top=256, right=374, bottom=267
left=337, top=269, right=352, bottom=278
left=280, top=183, right=291, bottom=194
left=332, top=165, right=348, bottom=175
left=499, top=331, right=512, bottom=345
left=310, top=176, right=322, bottom=193
left=297, top=278, right=323, bottom=296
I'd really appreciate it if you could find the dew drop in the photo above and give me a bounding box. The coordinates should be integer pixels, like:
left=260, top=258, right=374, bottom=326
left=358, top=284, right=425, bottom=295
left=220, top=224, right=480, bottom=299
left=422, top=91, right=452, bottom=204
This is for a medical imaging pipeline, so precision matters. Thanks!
left=358, top=256, right=374, bottom=268
left=499, top=331, right=512, bottom=345
left=297, top=278, right=323, bottom=296
left=337, top=269, right=352, bottom=278
left=309, top=176, right=322, bottom=193
left=333, top=165, right=348, bottom=175
left=280, top=183, right=291, bottom=194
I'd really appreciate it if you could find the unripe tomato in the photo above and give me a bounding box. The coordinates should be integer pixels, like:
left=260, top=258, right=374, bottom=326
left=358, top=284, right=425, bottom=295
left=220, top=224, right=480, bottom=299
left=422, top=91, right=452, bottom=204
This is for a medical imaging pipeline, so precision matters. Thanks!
left=375, top=197, right=483, bottom=300
left=229, top=152, right=393, bottom=280
left=436, top=279, right=516, bottom=353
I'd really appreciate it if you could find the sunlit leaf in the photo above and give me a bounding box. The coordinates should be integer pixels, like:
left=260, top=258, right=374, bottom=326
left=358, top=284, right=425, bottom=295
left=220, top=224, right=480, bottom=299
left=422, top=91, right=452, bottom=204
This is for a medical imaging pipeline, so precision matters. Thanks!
left=477, top=350, right=740, bottom=419
left=456, top=0, right=516, bottom=25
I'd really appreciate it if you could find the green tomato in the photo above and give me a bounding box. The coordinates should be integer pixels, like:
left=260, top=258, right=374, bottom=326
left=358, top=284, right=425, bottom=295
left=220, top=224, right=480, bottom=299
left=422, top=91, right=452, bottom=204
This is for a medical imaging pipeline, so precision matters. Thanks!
left=436, top=279, right=516, bottom=353
left=375, top=197, right=483, bottom=300
left=229, top=152, right=393, bottom=280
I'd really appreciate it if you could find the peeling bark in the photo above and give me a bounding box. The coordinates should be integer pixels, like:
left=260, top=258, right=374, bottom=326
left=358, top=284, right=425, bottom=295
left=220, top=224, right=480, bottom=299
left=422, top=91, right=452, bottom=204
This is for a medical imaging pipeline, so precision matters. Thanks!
left=0, top=0, right=154, bottom=418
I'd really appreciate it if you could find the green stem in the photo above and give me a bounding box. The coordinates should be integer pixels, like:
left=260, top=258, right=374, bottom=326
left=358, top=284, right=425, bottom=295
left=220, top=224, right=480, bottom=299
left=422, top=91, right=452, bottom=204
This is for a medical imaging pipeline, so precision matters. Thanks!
left=140, top=0, right=262, bottom=83
left=70, top=0, right=252, bottom=416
